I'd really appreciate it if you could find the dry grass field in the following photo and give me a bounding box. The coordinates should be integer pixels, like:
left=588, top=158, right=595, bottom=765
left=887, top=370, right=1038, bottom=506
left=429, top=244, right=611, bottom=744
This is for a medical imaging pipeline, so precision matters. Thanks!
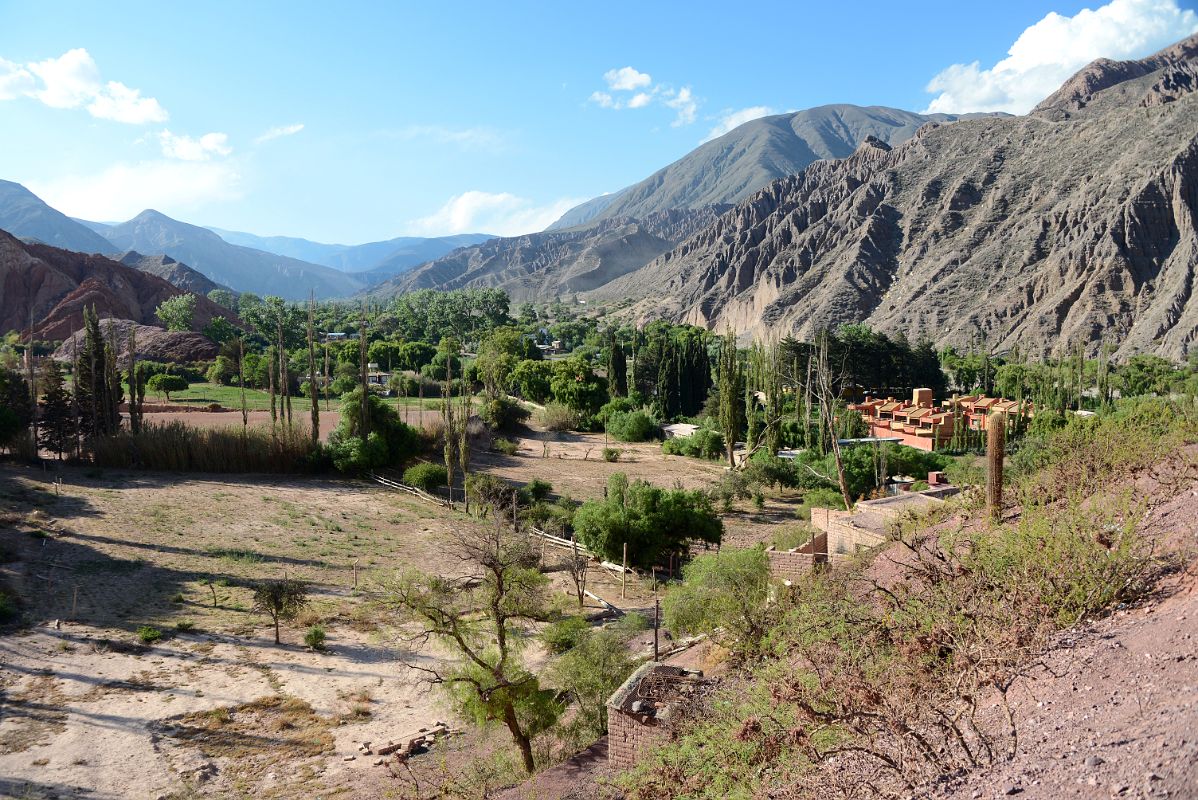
left=0, top=430, right=769, bottom=799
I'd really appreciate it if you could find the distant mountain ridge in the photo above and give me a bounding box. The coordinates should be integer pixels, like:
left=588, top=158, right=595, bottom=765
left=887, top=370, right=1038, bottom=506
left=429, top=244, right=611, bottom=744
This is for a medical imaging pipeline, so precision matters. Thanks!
left=0, top=180, right=114, bottom=253
left=207, top=228, right=494, bottom=274
left=548, top=105, right=1005, bottom=229
left=369, top=207, right=729, bottom=302
left=101, top=210, right=364, bottom=300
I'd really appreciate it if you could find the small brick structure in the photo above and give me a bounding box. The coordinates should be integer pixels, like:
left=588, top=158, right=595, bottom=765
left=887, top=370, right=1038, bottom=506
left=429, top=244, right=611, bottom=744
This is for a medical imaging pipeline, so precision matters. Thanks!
left=607, top=663, right=706, bottom=771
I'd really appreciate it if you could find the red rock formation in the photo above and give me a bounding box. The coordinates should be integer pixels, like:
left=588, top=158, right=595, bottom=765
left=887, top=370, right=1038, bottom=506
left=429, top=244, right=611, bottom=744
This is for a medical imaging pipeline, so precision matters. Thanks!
left=0, top=229, right=237, bottom=341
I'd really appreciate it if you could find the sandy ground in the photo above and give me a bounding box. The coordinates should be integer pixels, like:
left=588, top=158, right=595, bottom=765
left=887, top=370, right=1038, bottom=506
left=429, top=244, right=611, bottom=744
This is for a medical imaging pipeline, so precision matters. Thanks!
left=0, top=460, right=673, bottom=799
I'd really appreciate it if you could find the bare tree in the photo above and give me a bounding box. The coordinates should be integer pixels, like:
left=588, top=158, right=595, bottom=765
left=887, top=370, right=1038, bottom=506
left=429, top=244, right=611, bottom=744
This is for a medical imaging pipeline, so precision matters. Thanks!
left=382, top=520, right=560, bottom=773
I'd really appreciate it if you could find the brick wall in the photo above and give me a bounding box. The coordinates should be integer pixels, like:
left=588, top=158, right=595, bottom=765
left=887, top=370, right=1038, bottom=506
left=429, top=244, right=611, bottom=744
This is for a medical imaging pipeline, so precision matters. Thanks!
left=767, top=548, right=817, bottom=583
left=608, top=709, right=670, bottom=770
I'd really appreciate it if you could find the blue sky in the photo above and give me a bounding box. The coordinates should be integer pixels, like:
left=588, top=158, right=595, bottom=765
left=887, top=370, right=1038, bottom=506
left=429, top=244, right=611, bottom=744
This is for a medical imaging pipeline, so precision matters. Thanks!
left=1, top=0, right=1196, bottom=243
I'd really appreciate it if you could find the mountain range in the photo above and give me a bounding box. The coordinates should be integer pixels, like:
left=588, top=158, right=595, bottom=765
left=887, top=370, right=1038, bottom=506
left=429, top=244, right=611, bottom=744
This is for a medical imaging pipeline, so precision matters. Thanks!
left=373, top=106, right=985, bottom=302
left=596, top=33, right=1198, bottom=359
left=0, top=184, right=493, bottom=300
left=548, top=106, right=1004, bottom=229
left=5, top=33, right=1198, bottom=359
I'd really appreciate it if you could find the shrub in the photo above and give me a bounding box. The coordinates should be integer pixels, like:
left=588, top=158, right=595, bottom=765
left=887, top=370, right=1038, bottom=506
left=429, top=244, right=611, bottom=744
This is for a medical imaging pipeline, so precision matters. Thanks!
left=526, top=478, right=553, bottom=502
left=607, top=410, right=658, bottom=443
left=137, top=626, right=163, bottom=644
left=480, top=397, right=530, bottom=432
left=798, top=487, right=847, bottom=517
left=404, top=462, right=448, bottom=491
left=327, top=388, right=421, bottom=473
left=175, top=620, right=196, bottom=633
left=537, top=403, right=577, bottom=431
left=602, top=447, right=622, bottom=463
left=493, top=437, right=519, bottom=456
left=662, top=429, right=725, bottom=460
left=542, top=616, right=590, bottom=654
left=663, top=548, right=773, bottom=649
left=304, top=625, right=327, bottom=650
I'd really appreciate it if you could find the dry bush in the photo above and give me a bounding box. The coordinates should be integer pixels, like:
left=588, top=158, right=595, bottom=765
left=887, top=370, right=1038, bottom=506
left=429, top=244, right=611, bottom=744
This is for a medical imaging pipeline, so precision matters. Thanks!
left=536, top=402, right=577, bottom=431
left=91, top=420, right=321, bottom=473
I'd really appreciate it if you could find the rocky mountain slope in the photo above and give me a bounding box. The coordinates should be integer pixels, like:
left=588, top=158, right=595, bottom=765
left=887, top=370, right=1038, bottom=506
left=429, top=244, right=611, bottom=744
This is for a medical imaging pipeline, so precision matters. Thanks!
left=370, top=207, right=729, bottom=302
left=101, top=210, right=363, bottom=300
left=208, top=228, right=493, bottom=275
left=598, top=33, right=1198, bottom=360
left=117, top=251, right=230, bottom=298
left=0, top=229, right=231, bottom=341
left=0, top=180, right=114, bottom=254
left=51, top=318, right=218, bottom=364
left=549, top=106, right=999, bottom=230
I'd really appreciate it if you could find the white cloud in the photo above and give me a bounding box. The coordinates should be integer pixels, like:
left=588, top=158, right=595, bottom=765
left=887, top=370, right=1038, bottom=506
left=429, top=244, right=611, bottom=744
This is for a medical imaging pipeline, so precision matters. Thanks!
left=158, top=130, right=232, bottom=161
left=664, top=87, right=697, bottom=126
left=410, top=190, right=587, bottom=237
left=88, top=81, right=168, bottom=123
left=0, top=57, right=35, bottom=100
left=588, top=66, right=700, bottom=125
left=627, top=92, right=653, bottom=109
left=923, top=0, right=1198, bottom=114
left=255, top=123, right=305, bottom=144
left=703, top=106, right=776, bottom=143
left=2, top=48, right=167, bottom=123
left=604, top=66, right=651, bottom=91
left=28, top=159, right=241, bottom=221
left=589, top=91, right=616, bottom=108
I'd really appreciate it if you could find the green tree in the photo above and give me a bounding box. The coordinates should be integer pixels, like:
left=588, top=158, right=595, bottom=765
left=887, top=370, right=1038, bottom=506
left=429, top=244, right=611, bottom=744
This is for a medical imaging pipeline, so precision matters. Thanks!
left=206, top=355, right=237, bottom=385
left=662, top=547, right=773, bottom=649
left=155, top=294, right=198, bottom=332
left=548, top=627, right=636, bottom=738
left=510, top=359, right=553, bottom=403
left=203, top=315, right=237, bottom=343
left=383, top=523, right=561, bottom=773
left=0, top=367, right=33, bottom=451
left=146, top=373, right=188, bottom=401
left=252, top=578, right=309, bottom=645
left=37, top=359, right=75, bottom=459
left=550, top=357, right=607, bottom=417
left=75, top=308, right=122, bottom=441
left=207, top=288, right=237, bottom=311
left=573, top=473, right=722, bottom=567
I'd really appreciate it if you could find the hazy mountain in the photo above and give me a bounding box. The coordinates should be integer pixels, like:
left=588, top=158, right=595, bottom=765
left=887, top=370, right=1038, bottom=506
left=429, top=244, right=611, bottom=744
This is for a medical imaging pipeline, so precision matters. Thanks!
left=369, top=208, right=729, bottom=302
left=0, top=228, right=231, bottom=341
left=595, top=34, right=1198, bottom=360
left=208, top=228, right=493, bottom=274
left=117, top=251, right=231, bottom=298
left=548, top=106, right=1003, bottom=229
left=101, top=210, right=364, bottom=300
left=0, top=180, right=114, bottom=253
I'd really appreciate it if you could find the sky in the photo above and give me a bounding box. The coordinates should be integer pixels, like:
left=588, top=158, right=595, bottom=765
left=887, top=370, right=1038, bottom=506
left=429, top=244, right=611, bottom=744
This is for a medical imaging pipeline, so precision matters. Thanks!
left=1, top=0, right=1196, bottom=244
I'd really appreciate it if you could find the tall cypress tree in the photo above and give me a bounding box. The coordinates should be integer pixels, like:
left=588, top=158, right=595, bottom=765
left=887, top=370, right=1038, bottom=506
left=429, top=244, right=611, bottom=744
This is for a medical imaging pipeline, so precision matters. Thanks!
left=37, top=359, right=75, bottom=460
left=717, top=329, right=744, bottom=467
left=75, top=307, right=121, bottom=442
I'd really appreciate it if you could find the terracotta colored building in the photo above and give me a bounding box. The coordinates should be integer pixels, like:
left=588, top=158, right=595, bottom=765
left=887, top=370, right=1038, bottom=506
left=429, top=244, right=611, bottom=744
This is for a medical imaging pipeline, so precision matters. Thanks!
left=849, top=390, right=1031, bottom=451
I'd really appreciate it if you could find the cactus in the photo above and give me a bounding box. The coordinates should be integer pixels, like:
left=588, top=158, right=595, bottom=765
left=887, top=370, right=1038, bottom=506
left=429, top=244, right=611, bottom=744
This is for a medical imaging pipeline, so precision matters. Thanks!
left=987, top=411, right=1006, bottom=521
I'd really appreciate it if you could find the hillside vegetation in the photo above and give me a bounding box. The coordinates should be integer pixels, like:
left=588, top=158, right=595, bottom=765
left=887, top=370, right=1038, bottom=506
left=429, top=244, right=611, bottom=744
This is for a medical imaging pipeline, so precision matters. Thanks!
left=624, top=397, right=1196, bottom=799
